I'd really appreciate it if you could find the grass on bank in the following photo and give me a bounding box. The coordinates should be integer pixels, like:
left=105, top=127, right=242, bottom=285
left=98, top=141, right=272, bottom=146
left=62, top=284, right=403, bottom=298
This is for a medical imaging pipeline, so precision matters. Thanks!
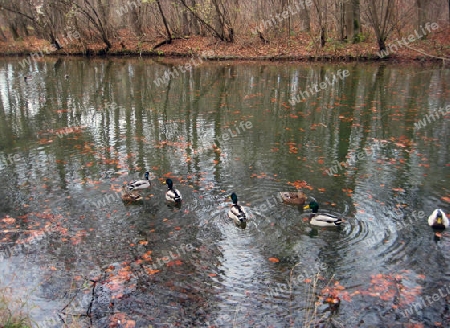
left=0, top=287, right=32, bottom=328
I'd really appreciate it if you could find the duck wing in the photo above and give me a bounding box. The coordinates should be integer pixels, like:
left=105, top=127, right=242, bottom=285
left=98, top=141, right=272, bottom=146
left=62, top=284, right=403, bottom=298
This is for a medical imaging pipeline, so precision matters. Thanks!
left=230, top=204, right=246, bottom=220
left=167, top=188, right=182, bottom=202
left=128, top=179, right=150, bottom=190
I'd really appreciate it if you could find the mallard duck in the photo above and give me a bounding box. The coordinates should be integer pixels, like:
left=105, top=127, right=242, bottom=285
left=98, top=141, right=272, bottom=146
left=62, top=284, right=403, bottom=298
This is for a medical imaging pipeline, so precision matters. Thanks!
left=228, top=192, right=247, bottom=224
left=124, top=172, right=150, bottom=194
left=428, top=209, right=449, bottom=229
left=279, top=190, right=307, bottom=205
left=303, top=201, right=342, bottom=226
left=164, top=178, right=182, bottom=203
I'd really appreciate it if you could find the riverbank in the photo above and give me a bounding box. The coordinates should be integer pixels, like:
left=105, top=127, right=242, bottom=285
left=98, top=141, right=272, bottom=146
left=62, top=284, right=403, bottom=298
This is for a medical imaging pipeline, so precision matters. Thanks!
left=0, top=26, right=449, bottom=63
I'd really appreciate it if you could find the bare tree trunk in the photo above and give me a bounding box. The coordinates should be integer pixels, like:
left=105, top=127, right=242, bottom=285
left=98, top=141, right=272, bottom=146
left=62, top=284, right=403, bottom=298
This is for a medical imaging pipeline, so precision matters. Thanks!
left=182, top=9, right=190, bottom=36
left=337, top=0, right=345, bottom=40
left=365, top=0, right=395, bottom=51
left=416, top=0, right=426, bottom=32
left=178, top=0, right=226, bottom=41
left=320, top=4, right=327, bottom=47
left=345, top=0, right=360, bottom=43
left=8, top=21, right=20, bottom=40
left=299, top=0, right=310, bottom=32
left=155, top=0, right=172, bottom=41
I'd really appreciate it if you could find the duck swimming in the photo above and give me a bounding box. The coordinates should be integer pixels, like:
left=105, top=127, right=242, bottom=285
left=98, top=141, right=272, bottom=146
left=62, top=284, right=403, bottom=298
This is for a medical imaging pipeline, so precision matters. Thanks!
left=228, top=192, right=247, bottom=225
left=428, top=209, right=449, bottom=229
left=303, top=200, right=343, bottom=226
left=124, top=172, right=150, bottom=193
left=164, top=178, right=182, bottom=203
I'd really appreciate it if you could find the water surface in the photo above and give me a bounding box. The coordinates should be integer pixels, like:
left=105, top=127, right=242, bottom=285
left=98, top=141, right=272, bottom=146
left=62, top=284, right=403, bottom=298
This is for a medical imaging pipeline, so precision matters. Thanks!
left=0, top=57, right=449, bottom=327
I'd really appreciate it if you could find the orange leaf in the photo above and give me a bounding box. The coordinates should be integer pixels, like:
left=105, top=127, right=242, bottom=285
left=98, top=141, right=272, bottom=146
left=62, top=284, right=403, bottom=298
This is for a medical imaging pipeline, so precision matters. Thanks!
left=145, top=268, right=160, bottom=275
left=268, top=257, right=279, bottom=263
left=167, top=260, right=183, bottom=267
left=441, top=196, right=450, bottom=203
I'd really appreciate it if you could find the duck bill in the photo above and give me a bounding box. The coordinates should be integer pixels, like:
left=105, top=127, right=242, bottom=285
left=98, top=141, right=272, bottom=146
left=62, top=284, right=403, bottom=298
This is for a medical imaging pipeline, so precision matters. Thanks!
left=303, top=205, right=310, bottom=210
left=437, top=217, right=442, bottom=224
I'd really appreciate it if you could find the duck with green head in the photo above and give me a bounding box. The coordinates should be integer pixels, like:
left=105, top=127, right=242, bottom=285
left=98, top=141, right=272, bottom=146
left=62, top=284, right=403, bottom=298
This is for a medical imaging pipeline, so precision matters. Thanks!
left=303, top=200, right=343, bottom=226
left=164, top=178, right=182, bottom=203
left=228, top=192, right=247, bottom=225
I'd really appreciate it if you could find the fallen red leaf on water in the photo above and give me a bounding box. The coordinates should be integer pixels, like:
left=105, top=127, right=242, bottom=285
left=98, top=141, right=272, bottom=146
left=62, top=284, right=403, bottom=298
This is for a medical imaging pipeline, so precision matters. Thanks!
left=441, top=196, right=450, bottom=203
left=167, top=260, right=183, bottom=267
left=288, top=180, right=313, bottom=190
left=209, top=273, right=217, bottom=277
left=268, top=257, right=279, bottom=263
left=2, top=216, right=16, bottom=225
left=141, top=251, right=152, bottom=261
left=145, top=268, right=160, bottom=275
left=318, top=188, right=326, bottom=192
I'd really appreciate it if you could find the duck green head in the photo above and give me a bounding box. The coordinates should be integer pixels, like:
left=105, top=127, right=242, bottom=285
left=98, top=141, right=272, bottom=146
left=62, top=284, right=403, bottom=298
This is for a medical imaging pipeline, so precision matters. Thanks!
left=144, top=172, right=149, bottom=180
left=230, top=192, right=238, bottom=205
left=304, top=200, right=319, bottom=213
left=165, top=178, right=173, bottom=189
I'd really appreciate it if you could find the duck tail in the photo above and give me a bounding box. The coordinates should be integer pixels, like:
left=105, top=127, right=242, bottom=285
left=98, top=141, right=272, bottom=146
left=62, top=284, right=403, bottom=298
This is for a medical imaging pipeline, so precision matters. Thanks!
left=334, top=218, right=343, bottom=226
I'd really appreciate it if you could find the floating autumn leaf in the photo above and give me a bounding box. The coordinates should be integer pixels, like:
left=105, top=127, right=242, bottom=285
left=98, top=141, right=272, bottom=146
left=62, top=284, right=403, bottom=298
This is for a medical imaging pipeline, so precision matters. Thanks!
left=288, top=180, right=313, bottom=190
left=441, top=196, right=450, bottom=203
left=268, top=257, right=279, bottom=263
left=141, top=250, right=152, bottom=261
left=167, top=260, right=183, bottom=267
left=2, top=216, right=16, bottom=225
left=39, top=138, right=53, bottom=144
left=145, top=268, right=160, bottom=275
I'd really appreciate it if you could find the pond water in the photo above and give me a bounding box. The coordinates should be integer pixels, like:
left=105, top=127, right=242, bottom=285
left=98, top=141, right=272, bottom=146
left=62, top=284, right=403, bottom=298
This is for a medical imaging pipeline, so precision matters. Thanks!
left=0, top=57, right=449, bottom=327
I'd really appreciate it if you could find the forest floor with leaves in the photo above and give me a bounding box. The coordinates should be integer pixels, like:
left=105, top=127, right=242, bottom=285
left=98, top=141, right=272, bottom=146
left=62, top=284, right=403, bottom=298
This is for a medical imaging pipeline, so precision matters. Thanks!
left=0, top=26, right=449, bottom=63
